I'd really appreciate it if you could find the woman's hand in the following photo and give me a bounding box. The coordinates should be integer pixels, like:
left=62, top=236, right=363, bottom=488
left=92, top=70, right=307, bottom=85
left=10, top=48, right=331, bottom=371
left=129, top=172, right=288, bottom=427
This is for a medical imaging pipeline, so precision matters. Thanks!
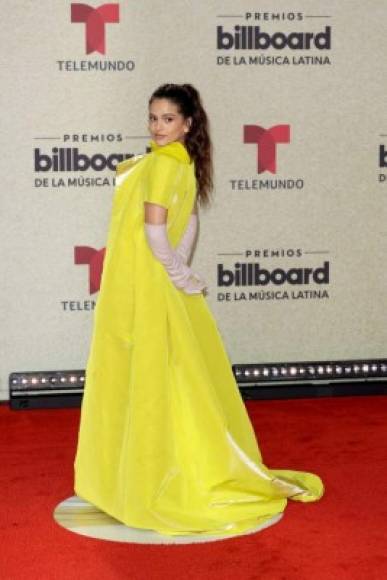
left=183, top=272, right=207, bottom=295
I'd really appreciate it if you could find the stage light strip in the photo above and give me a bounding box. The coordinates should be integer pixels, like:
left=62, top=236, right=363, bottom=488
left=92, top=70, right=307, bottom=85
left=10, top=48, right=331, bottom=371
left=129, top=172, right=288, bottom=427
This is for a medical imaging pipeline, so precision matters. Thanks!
left=9, top=359, right=387, bottom=399
left=232, top=359, right=387, bottom=385
left=9, top=370, right=85, bottom=394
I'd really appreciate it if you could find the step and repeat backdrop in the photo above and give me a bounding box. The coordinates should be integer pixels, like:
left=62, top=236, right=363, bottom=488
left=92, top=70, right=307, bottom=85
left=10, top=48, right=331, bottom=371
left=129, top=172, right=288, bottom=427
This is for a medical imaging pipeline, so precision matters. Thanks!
left=1, top=1, right=386, bottom=399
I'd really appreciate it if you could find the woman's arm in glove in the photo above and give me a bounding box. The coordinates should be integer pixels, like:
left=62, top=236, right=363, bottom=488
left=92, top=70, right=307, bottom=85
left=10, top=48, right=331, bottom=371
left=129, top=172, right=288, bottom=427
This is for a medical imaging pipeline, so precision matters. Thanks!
left=175, top=202, right=198, bottom=264
left=144, top=202, right=206, bottom=294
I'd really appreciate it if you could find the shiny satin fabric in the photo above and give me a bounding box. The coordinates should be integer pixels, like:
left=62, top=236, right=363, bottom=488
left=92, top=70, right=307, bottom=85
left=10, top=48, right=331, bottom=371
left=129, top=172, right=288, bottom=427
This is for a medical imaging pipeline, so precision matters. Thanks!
left=73, top=139, right=324, bottom=537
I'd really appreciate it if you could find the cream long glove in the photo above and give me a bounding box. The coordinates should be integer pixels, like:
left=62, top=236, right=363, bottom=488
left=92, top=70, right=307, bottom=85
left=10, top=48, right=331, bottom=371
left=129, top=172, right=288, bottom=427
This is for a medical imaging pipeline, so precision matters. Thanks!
left=175, top=213, right=198, bottom=264
left=144, top=222, right=207, bottom=294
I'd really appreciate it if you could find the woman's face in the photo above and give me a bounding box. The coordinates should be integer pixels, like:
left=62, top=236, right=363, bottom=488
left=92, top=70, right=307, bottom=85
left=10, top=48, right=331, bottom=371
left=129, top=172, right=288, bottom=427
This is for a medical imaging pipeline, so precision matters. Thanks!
left=148, top=98, right=191, bottom=146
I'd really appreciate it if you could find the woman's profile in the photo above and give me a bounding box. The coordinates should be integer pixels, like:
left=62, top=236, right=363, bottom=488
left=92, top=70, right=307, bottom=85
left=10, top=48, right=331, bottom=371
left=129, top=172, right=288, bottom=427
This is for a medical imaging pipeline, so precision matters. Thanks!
left=73, top=82, right=324, bottom=538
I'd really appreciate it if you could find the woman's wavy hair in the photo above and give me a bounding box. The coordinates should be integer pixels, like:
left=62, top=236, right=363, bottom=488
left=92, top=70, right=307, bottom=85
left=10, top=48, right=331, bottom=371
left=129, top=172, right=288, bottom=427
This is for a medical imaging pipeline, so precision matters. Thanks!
left=148, top=83, right=213, bottom=208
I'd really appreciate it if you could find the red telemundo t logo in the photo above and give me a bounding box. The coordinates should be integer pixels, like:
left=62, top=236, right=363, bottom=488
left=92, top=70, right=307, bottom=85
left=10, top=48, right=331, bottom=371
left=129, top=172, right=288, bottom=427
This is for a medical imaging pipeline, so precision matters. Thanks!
left=244, top=124, right=290, bottom=173
left=74, top=246, right=106, bottom=294
left=71, top=3, right=120, bottom=54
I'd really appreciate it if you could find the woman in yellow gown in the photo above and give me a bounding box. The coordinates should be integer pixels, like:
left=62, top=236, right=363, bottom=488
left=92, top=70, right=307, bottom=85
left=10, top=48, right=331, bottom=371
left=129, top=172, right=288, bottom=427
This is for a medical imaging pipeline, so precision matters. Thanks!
left=74, top=83, right=324, bottom=538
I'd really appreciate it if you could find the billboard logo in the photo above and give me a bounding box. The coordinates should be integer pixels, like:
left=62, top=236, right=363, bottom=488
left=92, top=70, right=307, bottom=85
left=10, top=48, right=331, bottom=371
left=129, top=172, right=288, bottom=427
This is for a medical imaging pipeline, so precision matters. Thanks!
left=34, top=147, right=132, bottom=172
left=217, top=26, right=331, bottom=51
left=379, top=145, right=387, bottom=168
left=244, top=124, right=290, bottom=174
left=74, top=246, right=106, bottom=294
left=218, top=261, right=329, bottom=287
left=71, top=3, right=120, bottom=54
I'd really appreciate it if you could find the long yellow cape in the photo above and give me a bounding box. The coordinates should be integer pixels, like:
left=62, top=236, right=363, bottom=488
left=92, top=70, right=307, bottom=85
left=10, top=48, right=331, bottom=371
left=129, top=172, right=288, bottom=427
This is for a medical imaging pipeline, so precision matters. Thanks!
left=74, top=139, right=324, bottom=537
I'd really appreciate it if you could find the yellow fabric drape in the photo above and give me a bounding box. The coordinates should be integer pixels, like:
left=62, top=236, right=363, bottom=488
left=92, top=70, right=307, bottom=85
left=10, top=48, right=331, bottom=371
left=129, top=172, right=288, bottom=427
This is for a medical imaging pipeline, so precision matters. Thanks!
left=74, top=139, right=324, bottom=537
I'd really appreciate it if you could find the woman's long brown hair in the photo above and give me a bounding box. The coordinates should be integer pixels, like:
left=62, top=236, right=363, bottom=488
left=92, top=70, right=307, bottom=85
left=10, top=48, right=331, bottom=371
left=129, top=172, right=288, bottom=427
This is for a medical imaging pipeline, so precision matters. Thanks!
left=148, top=83, right=213, bottom=208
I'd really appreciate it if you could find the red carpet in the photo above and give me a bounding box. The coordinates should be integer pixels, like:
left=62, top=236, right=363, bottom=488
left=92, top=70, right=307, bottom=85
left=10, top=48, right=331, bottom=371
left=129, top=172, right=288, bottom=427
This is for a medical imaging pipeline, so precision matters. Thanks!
left=1, top=394, right=386, bottom=580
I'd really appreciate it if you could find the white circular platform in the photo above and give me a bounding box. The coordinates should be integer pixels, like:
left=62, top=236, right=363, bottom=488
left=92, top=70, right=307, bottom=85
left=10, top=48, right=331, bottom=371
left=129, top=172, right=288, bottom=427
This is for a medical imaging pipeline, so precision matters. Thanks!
left=54, top=495, right=283, bottom=544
